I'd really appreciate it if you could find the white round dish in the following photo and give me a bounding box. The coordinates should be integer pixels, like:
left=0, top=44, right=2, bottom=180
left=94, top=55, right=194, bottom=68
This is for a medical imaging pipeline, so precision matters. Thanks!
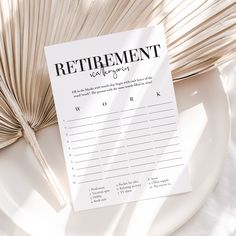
left=0, top=69, right=230, bottom=236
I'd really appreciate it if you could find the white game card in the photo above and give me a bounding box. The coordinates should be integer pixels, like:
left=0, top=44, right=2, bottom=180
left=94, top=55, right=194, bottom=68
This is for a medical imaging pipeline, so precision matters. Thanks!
left=45, top=26, right=191, bottom=211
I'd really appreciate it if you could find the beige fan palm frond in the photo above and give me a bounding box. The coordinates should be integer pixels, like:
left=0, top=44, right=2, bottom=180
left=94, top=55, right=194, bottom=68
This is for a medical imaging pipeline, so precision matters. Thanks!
left=0, top=0, right=235, bottom=206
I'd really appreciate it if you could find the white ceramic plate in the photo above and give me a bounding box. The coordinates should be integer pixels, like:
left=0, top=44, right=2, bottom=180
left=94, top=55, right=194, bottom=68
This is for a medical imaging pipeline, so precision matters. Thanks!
left=0, top=69, right=230, bottom=236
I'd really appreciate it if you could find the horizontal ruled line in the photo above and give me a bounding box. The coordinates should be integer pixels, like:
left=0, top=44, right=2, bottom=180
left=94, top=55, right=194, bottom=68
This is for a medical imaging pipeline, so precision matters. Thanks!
left=126, top=134, right=151, bottom=140
left=97, top=121, right=149, bottom=131
left=151, top=122, right=176, bottom=129
left=98, top=132, right=122, bottom=138
left=131, top=161, right=155, bottom=168
left=72, top=143, right=97, bottom=149
left=94, top=111, right=119, bottom=117
left=100, top=146, right=125, bottom=151
left=155, top=143, right=179, bottom=149
left=104, top=166, right=129, bottom=172
left=101, top=152, right=126, bottom=159
left=129, top=151, right=181, bottom=161
left=73, top=150, right=98, bottom=156
left=71, top=137, right=96, bottom=142
left=76, top=171, right=102, bottom=177
left=69, top=130, right=94, bottom=136
left=73, top=157, right=99, bottom=163
left=98, top=138, right=126, bottom=145
left=159, top=164, right=184, bottom=170
left=120, top=106, right=146, bottom=112
left=96, top=125, right=120, bottom=131
left=156, top=150, right=181, bottom=156
left=74, top=164, right=100, bottom=170
left=105, top=173, right=129, bottom=179
left=149, top=108, right=174, bottom=115
left=103, top=160, right=128, bottom=165
left=130, top=154, right=155, bottom=161
left=127, top=141, right=152, bottom=147
left=148, top=101, right=172, bottom=107
left=77, top=178, right=103, bottom=184
left=67, top=116, right=92, bottom=122
left=94, top=118, right=120, bottom=124
left=128, top=148, right=153, bottom=154
left=153, top=136, right=178, bottom=142
left=132, top=169, right=156, bottom=174
left=68, top=123, right=93, bottom=129
left=157, top=157, right=182, bottom=163
left=122, top=120, right=148, bottom=126
left=152, top=129, right=177, bottom=135
left=126, top=127, right=149, bottom=133
left=149, top=115, right=175, bottom=121
left=122, top=113, right=146, bottom=119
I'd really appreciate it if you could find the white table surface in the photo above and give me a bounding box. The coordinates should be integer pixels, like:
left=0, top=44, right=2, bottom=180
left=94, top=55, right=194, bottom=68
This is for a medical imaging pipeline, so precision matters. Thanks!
left=0, top=58, right=235, bottom=236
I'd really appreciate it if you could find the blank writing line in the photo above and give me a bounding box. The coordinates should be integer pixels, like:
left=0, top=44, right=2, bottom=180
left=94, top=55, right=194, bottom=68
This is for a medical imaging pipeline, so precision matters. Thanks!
left=128, top=147, right=153, bottom=154
left=73, top=150, right=98, bottom=156
left=105, top=174, right=129, bottom=179
left=77, top=178, right=103, bottom=184
left=122, top=120, right=148, bottom=126
left=72, top=143, right=97, bottom=149
left=96, top=125, right=120, bottom=131
left=152, top=129, right=177, bottom=135
left=98, top=138, right=126, bottom=145
left=94, top=111, right=119, bottom=117
left=98, top=132, right=122, bottom=138
left=103, top=160, right=128, bottom=165
left=74, top=164, right=100, bottom=170
left=67, top=116, right=92, bottom=122
left=129, top=150, right=181, bottom=161
left=132, top=169, right=156, bottom=174
left=155, top=143, right=179, bottom=149
left=76, top=171, right=102, bottom=177
left=69, top=130, right=94, bottom=136
left=148, top=101, right=172, bottom=107
left=127, top=141, right=152, bottom=147
left=100, top=146, right=125, bottom=151
left=68, top=123, right=93, bottom=129
left=130, top=154, right=155, bottom=161
left=156, top=150, right=181, bottom=156
left=126, top=134, right=151, bottom=140
left=149, top=108, right=174, bottom=115
left=149, top=115, right=175, bottom=121
left=94, top=118, right=120, bottom=124
left=120, top=106, right=146, bottom=112
left=71, top=137, right=96, bottom=142
left=104, top=167, right=129, bottom=172
left=157, top=157, right=182, bottom=163
left=159, top=164, right=184, bottom=170
left=101, top=152, right=126, bottom=159
left=153, top=136, right=178, bottom=142
left=73, top=157, right=99, bottom=163
left=151, top=122, right=176, bottom=129
left=131, top=162, right=155, bottom=168
left=122, top=113, right=146, bottom=119
left=126, top=127, right=149, bottom=133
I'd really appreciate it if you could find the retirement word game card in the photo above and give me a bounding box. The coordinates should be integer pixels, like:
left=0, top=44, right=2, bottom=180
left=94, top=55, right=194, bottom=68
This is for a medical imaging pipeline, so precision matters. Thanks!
left=45, top=26, right=191, bottom=211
